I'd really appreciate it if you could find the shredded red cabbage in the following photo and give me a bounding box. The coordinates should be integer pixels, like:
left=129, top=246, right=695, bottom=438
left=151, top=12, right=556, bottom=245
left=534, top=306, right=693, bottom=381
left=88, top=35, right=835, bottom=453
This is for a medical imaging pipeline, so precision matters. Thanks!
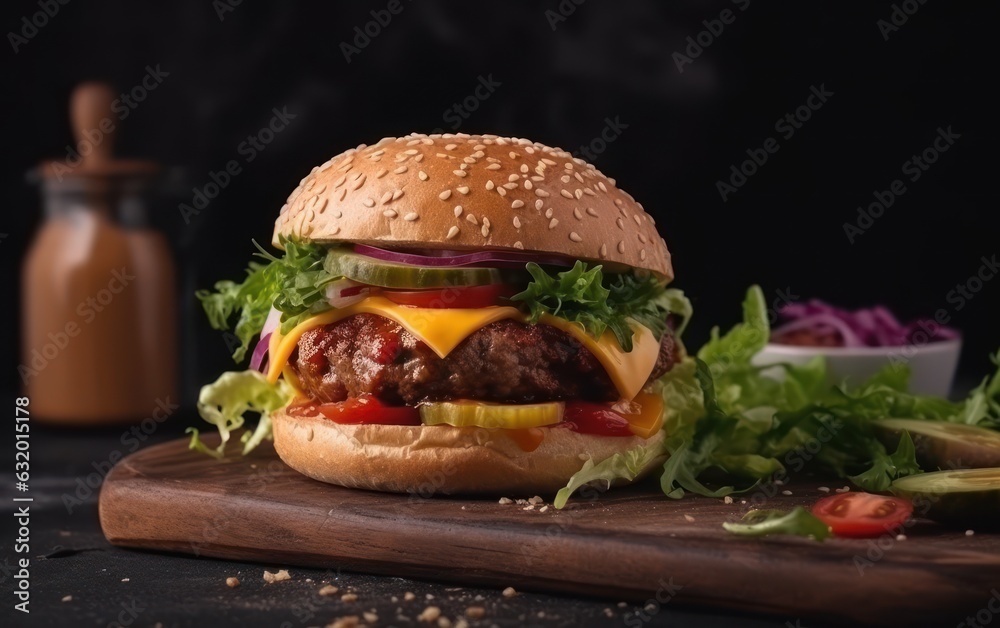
left=771, top=300, right=959, bottom=347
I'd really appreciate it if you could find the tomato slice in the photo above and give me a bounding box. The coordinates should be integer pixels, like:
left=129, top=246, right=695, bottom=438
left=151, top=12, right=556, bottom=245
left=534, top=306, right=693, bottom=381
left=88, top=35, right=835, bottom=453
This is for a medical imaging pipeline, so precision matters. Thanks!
left=316, top=396, right=420, bottom=425
left=382, top=284, right=516, bottom=309
left=559, top=402, right=635, bottom=436
left=811, top=492, right=914, bottom=538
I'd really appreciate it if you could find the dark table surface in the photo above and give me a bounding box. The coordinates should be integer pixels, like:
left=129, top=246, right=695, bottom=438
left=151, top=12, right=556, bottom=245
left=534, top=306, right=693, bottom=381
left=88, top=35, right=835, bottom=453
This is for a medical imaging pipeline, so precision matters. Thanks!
left=1, top=413, right=800, bottom=628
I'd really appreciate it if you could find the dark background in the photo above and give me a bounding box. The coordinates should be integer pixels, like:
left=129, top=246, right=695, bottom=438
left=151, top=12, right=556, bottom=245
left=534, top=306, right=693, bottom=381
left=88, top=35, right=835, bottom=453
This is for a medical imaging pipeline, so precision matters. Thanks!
left=2, top=0, right=997, bottom=405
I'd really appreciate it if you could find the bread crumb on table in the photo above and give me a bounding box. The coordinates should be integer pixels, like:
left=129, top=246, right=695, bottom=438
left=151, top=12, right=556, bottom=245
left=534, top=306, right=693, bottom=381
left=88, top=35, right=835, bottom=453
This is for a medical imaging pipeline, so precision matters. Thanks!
left=61, top=595, right=73, bottom=603
left=404, top=591, right=416, bottom=601
left=319, top=585, right=339, bottom=596
left=341, top=593, right=358, bottom=603
left=226, top=577, right=240, bottom=588
left=418, top=605, right=441, bottom=623
left=966, top=529, right=976, bottom=536
left=498, top=497, right=513, bottom=505
left=502, top=586, right=517, bottom=598
left=465, top=606, right=486, bottom=619
left=528, top=496, right=544, bottom=505
left=723, top=496, right=733, bottom=504
left=683, top=514, right=696, bottom=522
left=363, top=611, right=379, bottom=623
left=263, top=569, right=290, bottom=583
left=324, top=617, right=360, bottom=628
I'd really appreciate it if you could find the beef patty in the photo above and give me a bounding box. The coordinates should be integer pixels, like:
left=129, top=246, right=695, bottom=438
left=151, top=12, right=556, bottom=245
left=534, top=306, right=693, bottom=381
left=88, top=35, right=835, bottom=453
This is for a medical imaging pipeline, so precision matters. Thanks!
left=290, top=314, right=678, bottom=405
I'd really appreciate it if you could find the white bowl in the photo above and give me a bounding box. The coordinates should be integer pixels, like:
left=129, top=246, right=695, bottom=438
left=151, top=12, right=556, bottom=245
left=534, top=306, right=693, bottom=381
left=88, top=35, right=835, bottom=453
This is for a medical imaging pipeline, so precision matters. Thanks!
left=751, top=339, right=962, bottom=397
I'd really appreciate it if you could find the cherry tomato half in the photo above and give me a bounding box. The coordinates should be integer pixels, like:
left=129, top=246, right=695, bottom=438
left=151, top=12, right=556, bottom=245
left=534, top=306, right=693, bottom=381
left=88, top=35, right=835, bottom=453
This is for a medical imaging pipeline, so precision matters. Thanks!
left=382, top=284, right=516, bottom=309
left=316, top=395, right=420, bottom=426
left=811, top=492, right=914, bottom=538
left=559, top=402, right=635, bottom=437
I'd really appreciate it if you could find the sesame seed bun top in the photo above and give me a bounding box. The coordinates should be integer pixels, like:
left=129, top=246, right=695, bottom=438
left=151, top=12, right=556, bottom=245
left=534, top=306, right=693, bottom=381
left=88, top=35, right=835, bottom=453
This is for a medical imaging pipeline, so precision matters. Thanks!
left=272, top=132, right=673, bottom=280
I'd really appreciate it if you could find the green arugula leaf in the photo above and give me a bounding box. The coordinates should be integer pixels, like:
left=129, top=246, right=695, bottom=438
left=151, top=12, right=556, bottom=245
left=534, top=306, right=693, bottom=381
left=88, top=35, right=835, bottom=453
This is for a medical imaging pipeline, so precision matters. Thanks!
left=512, top=261, right=689, bottom=351
left=722, top=507, right=832, bottom=541
left=196, top=237, right=341, bottom=362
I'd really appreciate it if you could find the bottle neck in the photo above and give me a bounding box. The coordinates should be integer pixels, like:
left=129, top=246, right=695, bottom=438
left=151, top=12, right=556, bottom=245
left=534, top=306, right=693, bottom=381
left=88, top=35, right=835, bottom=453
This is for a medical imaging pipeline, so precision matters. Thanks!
left=41, top=176, right=153, bottom=228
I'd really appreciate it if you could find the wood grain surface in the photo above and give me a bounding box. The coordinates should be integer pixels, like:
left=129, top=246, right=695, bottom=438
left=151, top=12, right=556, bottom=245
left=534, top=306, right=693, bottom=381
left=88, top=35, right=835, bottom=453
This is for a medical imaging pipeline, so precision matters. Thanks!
left=99, top=436, right=1000, bottom=626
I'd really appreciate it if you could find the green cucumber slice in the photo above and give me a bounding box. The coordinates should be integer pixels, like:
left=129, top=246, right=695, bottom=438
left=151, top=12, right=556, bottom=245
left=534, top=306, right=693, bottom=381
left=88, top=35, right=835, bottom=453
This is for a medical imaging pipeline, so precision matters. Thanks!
left=875, top=419, right=1000, bottom=470
left=324, top=249, right=503, bottom=289
left=891, top=468, right=1000, bottom=529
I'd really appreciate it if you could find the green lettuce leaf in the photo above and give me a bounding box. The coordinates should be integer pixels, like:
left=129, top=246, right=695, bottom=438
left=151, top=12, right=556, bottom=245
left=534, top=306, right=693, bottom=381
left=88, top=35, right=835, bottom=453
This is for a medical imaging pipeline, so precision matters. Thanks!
left=512, top=261, right=687, bottom=351
left=722, top=507, right=832, bottom=541
left=196, top=238, right=341, bottom=361
left=186, top=370, right=295, bottom=458
left=553, top=437, right=668, bottom=509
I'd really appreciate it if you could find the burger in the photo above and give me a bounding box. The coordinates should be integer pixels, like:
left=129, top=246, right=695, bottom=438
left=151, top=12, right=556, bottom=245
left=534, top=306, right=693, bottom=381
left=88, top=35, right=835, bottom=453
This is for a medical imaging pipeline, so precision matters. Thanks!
left=193, top=133, right=690, bottom=497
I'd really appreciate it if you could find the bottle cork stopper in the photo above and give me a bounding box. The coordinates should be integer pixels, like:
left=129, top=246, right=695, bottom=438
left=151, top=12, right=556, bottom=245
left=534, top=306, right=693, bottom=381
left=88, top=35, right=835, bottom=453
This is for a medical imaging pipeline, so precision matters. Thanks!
left=70, top=82, right=117, bottom=168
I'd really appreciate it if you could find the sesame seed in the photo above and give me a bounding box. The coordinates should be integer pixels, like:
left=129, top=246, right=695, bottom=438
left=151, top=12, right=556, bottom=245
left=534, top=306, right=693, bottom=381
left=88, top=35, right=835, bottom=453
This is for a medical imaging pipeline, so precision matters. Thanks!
left=545, top=208, right=553, bottom=218
left=818, top=487, right=831, bottom=493
left=600, top=243, right=607, bottom=258
left=454, top=205, right=463, bottom=217
left=548, top=218, right=559, bottom=229
left=511, top=200, right=524, bottom=209
left=446, top=226, right=459, bottom=239
left=535, top=189, right=550, bottom=197
left=524, top=180, right=533, bottom=190
left=569, top=232, right=583, bottom=242
left=513, top=217, right=522, bottom=228
left=487, top=164, right=502, bottom=170
left=503, top=182, right=518, bottom=190
left=633, top=214, right=641, bottom=226
left=457, top=186, right=470, bottom=195
left=350, top=173, right=366, bottom=190
left=466, top=214, right=478, bottom=225
left=383, top=209, right=397, bottom=218
left=453, top=170, right=467, bottom=177
left=617, top=241, right=625, bottom=254
left=513, top=241, right=523, bottom=249
left=486, top=180, right=495, bottom=190
left=583, top=188, right=596, bottom=196
left=380, top=191, right=393, bottom=205
left=573, top=208, right=582, bottom=220
left=404, top=212, right=419, bottom=221
left=560, top=175, right=571, bottom=184
left=509, top=151, right=518, bottom=159
left=508, top=174, right=519, bottom=182
left=598, top=181, right=608, bottom=192
left=616, top=217, right=624, bottom=230
left=781, top=489, right=792, bottom=496
left=463, top=157, right=477, bottom=164
left=362, top=198, right=375, bottom=208
left=497, top=187, right=507, bottom=197
left=439, top=190, right=452, bottom=200
left=337, top=188, right=347, bottom=201
left=334, top=174, right=347, bottom=188
left=638, top=233, right=648, bottom=243
left=559, top=189, right=573, bottom=199
left=535, top=199, right=544, bottom=210
left=375, top=169, right=388, bottom=178
left=481, top=224, right=490, bottom=237
left=586, top=207, right=598, bottom=217
left=394, top=166, right=407, bottom=174
left=418, top=170, right=429, bottom=181
left=445, top=144, right=457, bottom=150
left=575, top=172, right=584, bottom=183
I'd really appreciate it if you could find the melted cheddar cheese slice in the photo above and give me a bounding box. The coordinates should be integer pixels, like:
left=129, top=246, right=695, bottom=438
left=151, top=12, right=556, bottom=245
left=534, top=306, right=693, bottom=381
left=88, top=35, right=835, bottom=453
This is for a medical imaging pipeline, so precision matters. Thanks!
left=267, top=296, right=660, bottom=400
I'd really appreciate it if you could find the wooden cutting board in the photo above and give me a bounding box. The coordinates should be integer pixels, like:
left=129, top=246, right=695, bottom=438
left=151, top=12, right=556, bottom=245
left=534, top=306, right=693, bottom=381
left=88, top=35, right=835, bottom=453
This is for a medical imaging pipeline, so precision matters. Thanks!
left=99, top=436, right=1000, bottom=626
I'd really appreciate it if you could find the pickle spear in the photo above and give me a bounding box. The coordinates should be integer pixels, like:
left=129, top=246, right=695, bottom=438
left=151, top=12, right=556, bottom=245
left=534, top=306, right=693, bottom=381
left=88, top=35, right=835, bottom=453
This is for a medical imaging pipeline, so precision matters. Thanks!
left=875, top=419, right=1000, bottom=470
left=892, top=468, right=1000, bottom=529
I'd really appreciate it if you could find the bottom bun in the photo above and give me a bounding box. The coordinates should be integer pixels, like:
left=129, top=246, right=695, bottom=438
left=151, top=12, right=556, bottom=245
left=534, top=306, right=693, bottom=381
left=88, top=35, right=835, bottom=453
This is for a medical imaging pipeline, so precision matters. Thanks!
left=271, top=407, right=667, bottom=496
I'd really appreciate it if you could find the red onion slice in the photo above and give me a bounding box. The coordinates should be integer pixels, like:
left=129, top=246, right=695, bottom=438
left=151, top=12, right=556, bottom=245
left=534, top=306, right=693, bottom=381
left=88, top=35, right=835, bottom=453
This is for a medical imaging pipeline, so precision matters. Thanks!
left=250, top=332, right=273, bottom=372
left=352, top=244, right=575, bottom=269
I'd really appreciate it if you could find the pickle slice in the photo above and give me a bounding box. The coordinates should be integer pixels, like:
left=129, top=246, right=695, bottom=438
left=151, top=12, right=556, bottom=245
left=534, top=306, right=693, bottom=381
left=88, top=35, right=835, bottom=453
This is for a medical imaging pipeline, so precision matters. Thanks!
left=324, top=249, right=503, bottom=289
left=875, top=419, right=1000, bottom=470
left=419, top=400, right=564, bottom=429
left=891, top=468, right=1000, bottom=529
